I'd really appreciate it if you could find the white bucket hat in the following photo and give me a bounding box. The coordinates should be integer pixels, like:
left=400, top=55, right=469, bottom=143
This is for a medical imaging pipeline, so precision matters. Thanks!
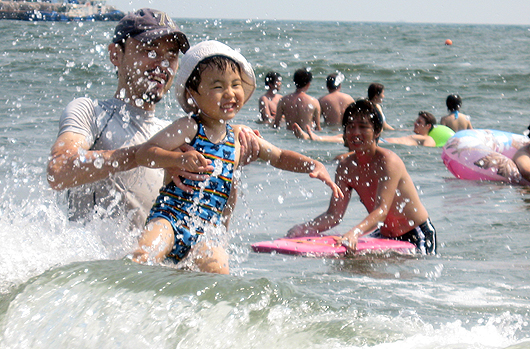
left=174, top=40, right=256, bottom=114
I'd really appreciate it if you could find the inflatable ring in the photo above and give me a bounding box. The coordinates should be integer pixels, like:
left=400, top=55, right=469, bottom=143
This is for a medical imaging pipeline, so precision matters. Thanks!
left=441, top=129, right=530, bottom=182
left=428, top=125, right=455, bottom=147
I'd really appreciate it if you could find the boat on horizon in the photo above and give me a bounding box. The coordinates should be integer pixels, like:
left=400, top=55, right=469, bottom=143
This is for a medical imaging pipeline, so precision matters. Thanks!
left=0, top=0, right=124, bottom=22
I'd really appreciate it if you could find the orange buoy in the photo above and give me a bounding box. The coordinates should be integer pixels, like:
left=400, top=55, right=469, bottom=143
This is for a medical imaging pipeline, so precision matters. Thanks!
left=445, top=39, right=453, bottom=46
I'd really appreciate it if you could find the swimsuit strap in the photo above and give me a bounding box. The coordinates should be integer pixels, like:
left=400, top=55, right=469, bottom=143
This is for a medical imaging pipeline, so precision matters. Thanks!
left=454, top=110, right=459, bottom=120
left=191, top=114, right=233, bottom=143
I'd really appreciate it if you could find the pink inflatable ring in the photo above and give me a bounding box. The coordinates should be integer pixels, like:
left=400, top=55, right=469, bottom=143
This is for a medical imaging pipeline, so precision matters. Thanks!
left=441, top=129, right=530, bottom=184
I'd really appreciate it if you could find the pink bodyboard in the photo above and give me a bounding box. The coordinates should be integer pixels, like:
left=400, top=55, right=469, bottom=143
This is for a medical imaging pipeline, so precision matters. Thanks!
left=251, top=236, right=416, bottom=257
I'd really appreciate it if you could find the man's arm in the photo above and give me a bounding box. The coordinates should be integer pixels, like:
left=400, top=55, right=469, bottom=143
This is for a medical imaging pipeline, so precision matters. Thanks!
left=287, top=163, right=351, bottom=237
left=384, top=135, right=435, bottom=147
left=47, top=131, right=140, bottom=190
left=312, top=98, right=322, bottom=131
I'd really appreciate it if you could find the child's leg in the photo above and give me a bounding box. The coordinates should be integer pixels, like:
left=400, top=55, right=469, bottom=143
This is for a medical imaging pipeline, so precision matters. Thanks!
left=190, top=240, right=229, bottom=274
left=132, top=217, right=175, bottom=264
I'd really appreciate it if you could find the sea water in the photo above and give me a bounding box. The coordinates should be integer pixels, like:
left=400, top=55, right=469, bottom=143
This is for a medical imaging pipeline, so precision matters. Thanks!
left=1, top=19, right=530, bottom=348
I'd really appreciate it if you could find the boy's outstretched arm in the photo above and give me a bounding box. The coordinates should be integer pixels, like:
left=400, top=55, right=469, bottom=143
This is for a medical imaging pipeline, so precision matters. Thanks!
left=287, top=165, right=351, bottom=238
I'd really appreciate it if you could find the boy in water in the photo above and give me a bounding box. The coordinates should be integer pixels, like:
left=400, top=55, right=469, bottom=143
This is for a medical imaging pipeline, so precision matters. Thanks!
left=440, top=94, right=473, bottom=132
left=258, top=71, right=282, bottom=124
left=132, top=41, right=342, bottom=273
left=287, top=100, right=436, bottom=255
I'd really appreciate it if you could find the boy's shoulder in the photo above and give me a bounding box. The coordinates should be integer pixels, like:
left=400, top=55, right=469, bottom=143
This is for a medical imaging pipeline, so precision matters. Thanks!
left=376, top=146, right=405, bottom=167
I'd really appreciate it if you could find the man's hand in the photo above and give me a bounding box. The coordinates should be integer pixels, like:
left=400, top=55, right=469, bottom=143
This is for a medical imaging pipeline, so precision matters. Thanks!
left=168, top=144, right=214, bottom=193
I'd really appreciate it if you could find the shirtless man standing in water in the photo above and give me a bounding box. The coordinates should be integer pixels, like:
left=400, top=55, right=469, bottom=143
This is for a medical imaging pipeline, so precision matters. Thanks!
left=274, top=68, right=321, bottom=131
left=318, top=72, right=354, bottom=127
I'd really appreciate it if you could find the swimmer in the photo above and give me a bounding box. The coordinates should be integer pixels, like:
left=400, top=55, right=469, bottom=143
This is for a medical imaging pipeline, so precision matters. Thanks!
left=274, top=68, right=321, bottom=131
left=368, top=83, right=394, bottom=131
left=440, top=94, right=473, bottom=132
left=287, top=100, right=437, bottom=255
left=258, top=71, right=282, bottom=124
left=294, top=111, right=437, bottom=147
left=383, top=111, right=437, bottom=147
left=318, top=72, right=354, bottom=127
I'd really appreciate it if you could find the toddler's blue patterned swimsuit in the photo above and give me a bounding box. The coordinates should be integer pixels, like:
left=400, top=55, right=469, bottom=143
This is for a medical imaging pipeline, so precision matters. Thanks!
left=146, top=116, right=236, bottom=261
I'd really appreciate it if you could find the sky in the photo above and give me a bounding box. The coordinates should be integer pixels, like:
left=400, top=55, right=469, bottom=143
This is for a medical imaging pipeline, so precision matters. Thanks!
left=106, top=0, right=530, bottom=26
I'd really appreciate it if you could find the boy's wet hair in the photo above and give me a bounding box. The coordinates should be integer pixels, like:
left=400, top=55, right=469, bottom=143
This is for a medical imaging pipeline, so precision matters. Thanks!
left=186, top=55, right=241, bottom=93
left=265, top=71, right=281, bottom=86
left=293, top=68, right=312, bottom=88
left=418, top=111, right=437, bottom=132
left=368, top=83, right=384, bottom=100
left=342, top=99, right=383, bottom=136
left=446, top=94, right=462, bottom=112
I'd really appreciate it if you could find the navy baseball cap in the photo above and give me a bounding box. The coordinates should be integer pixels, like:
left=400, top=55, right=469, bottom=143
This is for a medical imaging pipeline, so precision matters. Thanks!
left=112, top=8, right=189, bottom=53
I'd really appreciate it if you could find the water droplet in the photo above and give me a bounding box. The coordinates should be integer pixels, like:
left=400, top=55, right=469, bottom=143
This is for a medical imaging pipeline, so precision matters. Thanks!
left=94, top=158, right=104, bottom=169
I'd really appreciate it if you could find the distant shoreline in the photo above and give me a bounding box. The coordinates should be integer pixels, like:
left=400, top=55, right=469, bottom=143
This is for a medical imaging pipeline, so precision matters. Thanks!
left=0, top=1, right=124, bottom=21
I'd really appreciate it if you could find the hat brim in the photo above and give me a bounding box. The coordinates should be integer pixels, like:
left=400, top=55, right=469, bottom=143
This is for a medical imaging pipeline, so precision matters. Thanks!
left=133, top=30, right=190, bottom=53
left=175, top=40, right=256, bottom=114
